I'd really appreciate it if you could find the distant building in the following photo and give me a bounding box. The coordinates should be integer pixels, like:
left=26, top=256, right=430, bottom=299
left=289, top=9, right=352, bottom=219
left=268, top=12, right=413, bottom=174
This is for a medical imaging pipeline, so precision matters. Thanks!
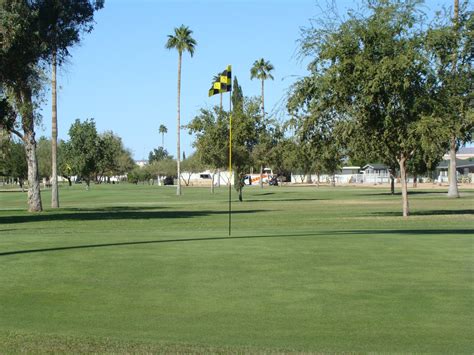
left=442, top=146, right=474, bottom=160
left=135, top=160, right=148, bottom=168
left=340, top=166, right=360, bottom=175
left=360, top=163, right=390, bottom=175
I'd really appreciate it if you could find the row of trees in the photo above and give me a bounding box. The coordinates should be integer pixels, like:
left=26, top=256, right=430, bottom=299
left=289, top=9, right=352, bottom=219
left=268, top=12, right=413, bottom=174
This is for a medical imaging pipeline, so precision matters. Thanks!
left=287, top=0, right=473, bottom=216
left=186, top=0, right=473, bottom=215
left=1, top=119, right=134, bottom=187
left=0, top=0, right=104, bottom=211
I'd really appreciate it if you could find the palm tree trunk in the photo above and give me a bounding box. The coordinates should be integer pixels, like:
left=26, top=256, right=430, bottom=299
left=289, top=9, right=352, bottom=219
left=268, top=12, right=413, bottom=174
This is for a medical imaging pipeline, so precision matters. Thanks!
left=220, top=93, right=222, bottom=110
left=260, top=80, right=265, bottom=190
left=447, top=136, right=459, bottom=197
left=448, top=1, right=460, bottom=198
left=398, top=154, right=409, bottom=217
left=176, top=51, right=182, bottom=196
left=161, top=133, right=164, bottom=147
left=51, top=50, right=59, bottom=208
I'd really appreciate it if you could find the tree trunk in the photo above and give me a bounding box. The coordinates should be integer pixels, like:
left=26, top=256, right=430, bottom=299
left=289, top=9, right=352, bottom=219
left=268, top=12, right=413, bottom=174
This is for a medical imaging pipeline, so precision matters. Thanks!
left=51, top=50, right=59, bottom=208
left=211, top=171, right=215, bottom=194
left=23, top=130, right=43, bottom=212
left=220, top=93, right=223, bottom=110
left=17, top=86, right=42, bottom=212
left=238, top=185, right=243, bottom=202
left=398, top=155, right=409, bottom=217
left=331, top=175, right=336, bottom=187
left=389, top=168, right=396, bottom=195
left=413, top=174, right=418, bottom=188
left=161, top=133, right=164, bottom=147
left=259, top=165, right=263, bottom=189
left=447, top=136, right=459, bottom=198
left=261, top=79, right=265, bottom=119
left=176, top=52, right=182, bottom=196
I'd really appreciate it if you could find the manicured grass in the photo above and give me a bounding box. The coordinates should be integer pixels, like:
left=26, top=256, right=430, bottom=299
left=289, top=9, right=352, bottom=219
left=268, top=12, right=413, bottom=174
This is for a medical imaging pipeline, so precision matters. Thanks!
left=0, top=184, right=473, bottom=352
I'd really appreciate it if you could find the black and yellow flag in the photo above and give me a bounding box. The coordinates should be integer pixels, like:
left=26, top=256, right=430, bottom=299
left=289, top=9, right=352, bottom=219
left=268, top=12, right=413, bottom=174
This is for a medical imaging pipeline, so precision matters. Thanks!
left=208, top=65, right=232, bottom=97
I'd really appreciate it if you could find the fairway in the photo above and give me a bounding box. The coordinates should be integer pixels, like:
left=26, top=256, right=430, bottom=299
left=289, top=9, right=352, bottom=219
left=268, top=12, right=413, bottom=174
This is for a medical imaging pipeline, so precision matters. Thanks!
left=0, top=184, right=473, bottom=352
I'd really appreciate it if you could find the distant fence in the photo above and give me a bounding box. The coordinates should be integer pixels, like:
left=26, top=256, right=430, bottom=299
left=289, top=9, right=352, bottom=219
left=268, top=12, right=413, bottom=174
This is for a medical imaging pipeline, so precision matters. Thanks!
left=291, top=173, right=391, bottom=184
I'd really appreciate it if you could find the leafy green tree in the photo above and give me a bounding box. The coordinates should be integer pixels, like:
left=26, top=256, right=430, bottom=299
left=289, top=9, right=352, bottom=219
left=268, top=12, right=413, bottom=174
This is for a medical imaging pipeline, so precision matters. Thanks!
left=148, top=158, right=177, bottom=184
left=37, top=0, right=104, bottom=207
left=266, top=125, right=293, bottom=184
left=181, top=153, right=204, bottom=186
left=158, top=124, right=167, bottom=147
left=36, top=136, right=52, bottom=180
left=67, top=118, right=101, bottom=188
left=58, top=139, right=74, bottom=186
left=0, top=0, right=43, bottom=211
left=96, top=131, right=127, bottom=183
left=425, top=3, right=473, bottom=197
left=1, top=138, right=27, bottom=190
left=148, top=146, right=172, bottom=163
left=187, top=107, right=228, bottom=193
left=189, top=92, right=262, bottom=201
left=294, top=0, right=439, bottom=216
left=0, top=0, right=103, bottom=211
left=165, top=25, right=197, bottom=196
left=128, top=166, right=151, bottom=185
left=115, top=148, right=135, bottom=178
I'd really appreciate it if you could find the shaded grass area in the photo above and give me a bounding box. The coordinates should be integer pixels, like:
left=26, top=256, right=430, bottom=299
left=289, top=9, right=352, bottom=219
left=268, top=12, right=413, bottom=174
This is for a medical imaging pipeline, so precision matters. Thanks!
left=0, top=184, right=473, bottom=352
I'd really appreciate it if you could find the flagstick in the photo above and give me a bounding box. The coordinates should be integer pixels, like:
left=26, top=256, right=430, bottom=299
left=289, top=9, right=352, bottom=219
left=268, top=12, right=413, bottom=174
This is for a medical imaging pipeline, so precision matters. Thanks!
left=228, top=89, right=232, bottom=236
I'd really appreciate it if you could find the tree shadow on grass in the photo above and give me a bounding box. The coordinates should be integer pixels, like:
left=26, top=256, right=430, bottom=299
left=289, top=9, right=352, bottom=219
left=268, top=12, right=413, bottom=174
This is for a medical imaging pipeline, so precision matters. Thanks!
left=358, top=191, right=448, bottom=197
left=245, top=198, right=326, bottom=202
left=1, top=229, right=471, bottom=257
left=0, top=208, right=266, bottom=225
left=371, top=209, right=474, bottom=216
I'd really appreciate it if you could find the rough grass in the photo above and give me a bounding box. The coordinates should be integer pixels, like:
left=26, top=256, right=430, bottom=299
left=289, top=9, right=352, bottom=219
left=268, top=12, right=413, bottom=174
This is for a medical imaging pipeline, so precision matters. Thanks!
left=0, top=184, right=473, bottom=353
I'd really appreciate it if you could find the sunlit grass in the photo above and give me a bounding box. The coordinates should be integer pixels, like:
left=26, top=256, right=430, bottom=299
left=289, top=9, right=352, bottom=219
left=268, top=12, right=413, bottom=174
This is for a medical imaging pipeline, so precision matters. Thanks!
left=0, top=184, right=473, bottom=352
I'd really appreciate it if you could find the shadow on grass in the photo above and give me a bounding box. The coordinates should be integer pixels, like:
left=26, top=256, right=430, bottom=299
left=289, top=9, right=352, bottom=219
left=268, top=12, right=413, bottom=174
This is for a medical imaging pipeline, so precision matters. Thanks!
left=245, top=198, right=326, bottom=202
left=358, top=191, right=448, bottom=196
left=372, top=209, right=474, bottom=216
left=0, top=208, right=265, bottom=224
left=1, top=229, right=472, bottom=257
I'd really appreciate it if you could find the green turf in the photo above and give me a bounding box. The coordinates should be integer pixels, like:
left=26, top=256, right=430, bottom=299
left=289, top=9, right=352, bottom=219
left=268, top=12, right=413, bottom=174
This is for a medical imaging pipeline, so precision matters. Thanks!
left=0, top=184, right=473, bottom=352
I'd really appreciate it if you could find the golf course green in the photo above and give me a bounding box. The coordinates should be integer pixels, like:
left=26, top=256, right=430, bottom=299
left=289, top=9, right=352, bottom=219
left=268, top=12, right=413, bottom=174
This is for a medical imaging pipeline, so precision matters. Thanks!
left=0, top=184, right=472, bottom=352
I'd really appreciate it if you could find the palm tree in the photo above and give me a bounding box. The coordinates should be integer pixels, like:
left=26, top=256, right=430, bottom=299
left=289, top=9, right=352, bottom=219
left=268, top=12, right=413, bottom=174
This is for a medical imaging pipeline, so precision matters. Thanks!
left=250, top=58, right=274, bottom=188
left=165, top=25, right=197, bottom=196
left=159, top=124, right=168, bottom=147
left=51, top=49, right=59, bottom=208
left=250, top=58, right=274, bottom=119
left=448, top=0, right=460, bottom=198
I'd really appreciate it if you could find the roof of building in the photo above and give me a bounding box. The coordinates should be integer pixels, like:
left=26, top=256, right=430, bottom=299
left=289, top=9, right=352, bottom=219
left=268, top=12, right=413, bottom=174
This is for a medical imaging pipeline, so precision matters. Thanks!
left=361, top=163, right=389, bottom=170
left=458, top=147, right=474, bottom=154
left=437, top=158, right=474, bottom=169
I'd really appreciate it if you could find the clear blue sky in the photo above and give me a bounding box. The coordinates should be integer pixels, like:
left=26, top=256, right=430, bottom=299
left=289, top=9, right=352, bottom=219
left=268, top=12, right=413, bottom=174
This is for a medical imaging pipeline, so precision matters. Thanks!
left=37, top=0, right=454, bottom=160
